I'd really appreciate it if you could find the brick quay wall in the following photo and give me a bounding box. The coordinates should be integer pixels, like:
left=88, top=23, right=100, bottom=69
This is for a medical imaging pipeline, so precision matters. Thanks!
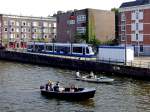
left=0, top=51, right=150, bottom=80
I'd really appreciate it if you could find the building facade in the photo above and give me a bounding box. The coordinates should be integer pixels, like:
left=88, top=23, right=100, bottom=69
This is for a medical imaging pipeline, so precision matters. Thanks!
left=119, top=0, right=150, bottom=56
left=0, top=14, right=56, bottom=49
left=56, top=9, right=115, bottom=44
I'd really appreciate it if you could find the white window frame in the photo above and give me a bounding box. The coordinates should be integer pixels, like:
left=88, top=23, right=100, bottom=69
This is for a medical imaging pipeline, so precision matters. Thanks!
left=33, top=22, right=38, bottom=26
left=16, top=22, right=19, bottom=26
left=77, top=15, right=86, bottom=23
left=22, top=21, right=26, bottom=26
left=43, top=22, right=48, bottom=27
left=77, top=27, right=86, bottom=34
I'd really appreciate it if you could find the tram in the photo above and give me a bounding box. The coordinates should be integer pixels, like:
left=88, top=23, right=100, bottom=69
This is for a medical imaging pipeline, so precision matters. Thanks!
left=27, top=42, right=95, bottom=57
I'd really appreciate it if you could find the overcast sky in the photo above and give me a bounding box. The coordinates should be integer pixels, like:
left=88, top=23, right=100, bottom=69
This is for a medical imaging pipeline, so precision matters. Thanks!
left=0, top=0, right=132, bottom=17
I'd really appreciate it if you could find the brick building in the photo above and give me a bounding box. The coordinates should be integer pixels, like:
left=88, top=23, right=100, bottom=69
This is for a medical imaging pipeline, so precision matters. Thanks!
left=0, top=14, right=56, bottom=49
left=119, top=0, right=150, bottom=56
left=56, top=8, right=115, bottom=44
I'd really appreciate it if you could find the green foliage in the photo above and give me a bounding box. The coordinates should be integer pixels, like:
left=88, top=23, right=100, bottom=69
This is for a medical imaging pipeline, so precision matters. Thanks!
left=89, top=37, right=101, bottom=46
left=74, top=33, right=88, bottom=43
left=89, top=38, right=117, bottom=47
left=111, top=8, right=119, bottom=13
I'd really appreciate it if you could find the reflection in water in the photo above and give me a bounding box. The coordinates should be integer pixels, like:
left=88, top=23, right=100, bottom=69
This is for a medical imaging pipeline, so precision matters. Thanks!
left=0, top=61, right=150, bottom=112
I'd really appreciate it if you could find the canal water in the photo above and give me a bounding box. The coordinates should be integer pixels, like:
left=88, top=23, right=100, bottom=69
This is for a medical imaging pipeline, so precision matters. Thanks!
left=0, top=61, right=150, bottom=112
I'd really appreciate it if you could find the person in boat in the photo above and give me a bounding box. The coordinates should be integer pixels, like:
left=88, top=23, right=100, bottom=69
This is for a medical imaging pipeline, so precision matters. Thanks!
left=76, top=70, right=80, bottom=78
left=70, top=84, right=75, bottom=92
left=53, top=81, right=60, bottom=92
left=87, top=71, right=95, bottom=79
left=45, top=83, right=49, bottom=91
left=48, top=80, right=53, bottom=91
left=45, top=80, right=53, bottom=91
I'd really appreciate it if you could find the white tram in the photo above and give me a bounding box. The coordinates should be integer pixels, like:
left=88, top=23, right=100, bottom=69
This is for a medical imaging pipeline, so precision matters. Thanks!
left=27, top=42, right=95, bottom=57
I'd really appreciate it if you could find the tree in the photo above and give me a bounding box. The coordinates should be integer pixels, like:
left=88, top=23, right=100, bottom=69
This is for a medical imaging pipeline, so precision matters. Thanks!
left=111, top=8, right=119, bottom=45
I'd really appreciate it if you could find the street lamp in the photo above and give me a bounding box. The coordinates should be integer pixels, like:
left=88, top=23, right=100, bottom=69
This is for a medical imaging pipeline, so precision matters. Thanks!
left=68, top=13, right=75, bottom=54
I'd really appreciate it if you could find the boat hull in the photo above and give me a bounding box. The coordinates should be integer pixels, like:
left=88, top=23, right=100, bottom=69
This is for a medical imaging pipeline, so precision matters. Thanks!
left=41, top=88, right=96, bottom=100
left=76, top=78, right=114, bottom=83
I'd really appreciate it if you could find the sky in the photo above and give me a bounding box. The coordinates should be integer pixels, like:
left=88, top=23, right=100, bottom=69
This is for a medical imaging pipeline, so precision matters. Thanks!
left=0, top=0, right=132, bottom=17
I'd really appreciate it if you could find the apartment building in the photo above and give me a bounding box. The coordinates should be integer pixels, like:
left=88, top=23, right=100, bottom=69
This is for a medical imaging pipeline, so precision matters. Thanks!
left=56, top=8, right=115, bottom=43
left=119, top=0, right=150, bottom=56
left=0, top=14, right=56, bottom=49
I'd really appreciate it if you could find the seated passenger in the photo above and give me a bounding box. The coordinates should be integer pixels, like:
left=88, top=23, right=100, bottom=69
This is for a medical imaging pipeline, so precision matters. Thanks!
left=76, top=71, right=80, bottom=77
left=70, top=84, right=75, bottom=92
left=45, top=83, right=49, bottom=91
left=89, top=71, right=94, bottom=78
left=53, top=82, right=60, bottom=92
left=48, top=80, right=53, bottom=91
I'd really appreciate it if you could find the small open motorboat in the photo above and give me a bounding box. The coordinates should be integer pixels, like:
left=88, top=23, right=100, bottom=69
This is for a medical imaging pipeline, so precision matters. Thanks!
left=40, top=84, right=96, bottom=100
left=76, top=72, right=114, bottom=83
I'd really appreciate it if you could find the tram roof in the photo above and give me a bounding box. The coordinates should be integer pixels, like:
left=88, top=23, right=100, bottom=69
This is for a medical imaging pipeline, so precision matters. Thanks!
left=27, top=42, right=92, bottom=47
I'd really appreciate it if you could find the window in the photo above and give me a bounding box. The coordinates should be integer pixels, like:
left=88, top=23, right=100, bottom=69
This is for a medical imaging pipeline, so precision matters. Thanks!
left=67, top=20, right=75, bottom=25
left=136, top=23, right=138, bottom=30
left=76, top=27, right=86, bottom=34
left=46, top=45, right=53, bottom=51
left=10, top=34, right=15, bottom=38
left=16, top=28, right=19, bottom=32
left=4, top=28, right=7, bottom=32
left=44, top=35, right=47, bottom=38
left=136, top=12, right=138, bottom=19
left=17, top=34, right=19, bottom=38
left=53, top=23, right=56, bottom=27
left=28, top=29, right=31, bottom=32
left=22, top=21, right=26, bottom=26
left=121, top=35, right=125, bottom=41
left=28, top=22, right=31, bottom=26
left=53, top=29, right=56, bottom=33
left=33, top=22, right=38, bottom=26
left=86, top=47, right=89, bottom=54
left=4, top=21, right=7, bottom=25
left=10, top=20, right=15, bottom=26
left=43, top=22, right=48, bottom=27
left=121, top=13, right=126, bottom=21
left=33, top=28, right=37, bottom=32
left=16, top=22, right=19, bottom=26
left=33, top=34, right=37, bottom=38
left=22, top=28, right=26, bottom=32
left=21, top=34, right=26, bottom=38
left=43, top=29, right=48, bottom=33
left=73, top=47, right=82, bottom=53
left=136, top=34, right=138, bottom=41
left=77, top=15, right=86, bottom=23
left=11, top=28, right=14, bottom=32
left=140, top=45, right=143, bottom=52
left=121, top=25, right=126, bottom=31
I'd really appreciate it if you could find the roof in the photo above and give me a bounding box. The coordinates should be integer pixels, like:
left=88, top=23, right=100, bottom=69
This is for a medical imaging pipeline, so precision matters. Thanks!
left=98, top=45, right=134, bottom=49
left=120, top=0, right=150, bottom=8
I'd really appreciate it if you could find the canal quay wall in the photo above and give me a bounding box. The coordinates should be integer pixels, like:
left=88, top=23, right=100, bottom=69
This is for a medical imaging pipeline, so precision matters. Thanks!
left=0, top=50, right=150, bottom=80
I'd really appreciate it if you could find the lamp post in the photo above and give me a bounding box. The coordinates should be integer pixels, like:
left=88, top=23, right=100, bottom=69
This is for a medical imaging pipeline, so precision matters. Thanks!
left=137, top=38, right=140, bottom=57
left=69, top=13, right=75, bottom=54
left=124, top=17, right=127, bottom=65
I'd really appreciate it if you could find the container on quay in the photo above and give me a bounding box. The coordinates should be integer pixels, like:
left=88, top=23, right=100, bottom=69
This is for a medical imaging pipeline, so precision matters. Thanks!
left=97, top=46, right=134, bottom=63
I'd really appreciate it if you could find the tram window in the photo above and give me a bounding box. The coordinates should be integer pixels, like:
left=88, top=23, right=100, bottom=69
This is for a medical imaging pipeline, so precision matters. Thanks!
left=86, top=47, right=89, bottom=54
left=73, top=47, right=82, bottom=53
left=38, top=45, right=44, bottom=51
left=35, top=45, right=38, bottom=49
left=28, top=45, right=33, bottom=49
left=46, top=46, right=53, bottom=51
left=62, top=47, right=70, bottom=54
left=55, top=46, right=69, bottom=53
